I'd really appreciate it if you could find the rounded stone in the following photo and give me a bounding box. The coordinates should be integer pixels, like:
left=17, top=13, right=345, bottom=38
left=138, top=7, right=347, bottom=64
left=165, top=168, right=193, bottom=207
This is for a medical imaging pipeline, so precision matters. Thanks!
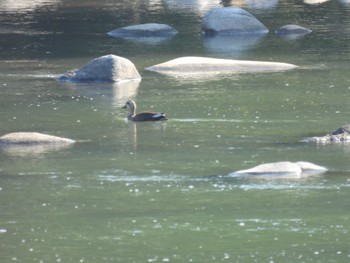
left=201, top=7, right=268, bottom=35
left=57, top=54, right=141, bottom=83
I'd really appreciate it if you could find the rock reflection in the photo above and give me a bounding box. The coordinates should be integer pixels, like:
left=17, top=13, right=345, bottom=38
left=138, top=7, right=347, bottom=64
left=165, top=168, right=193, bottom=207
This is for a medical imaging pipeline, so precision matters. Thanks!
left=111, top=80, right=141, bottom=108
left=202, top=34, right=266, bottom=57
left=222, top=0, right=278, bottom=10
left=0, top=0, right=57, bottom=12
left=1, top=143, right=73, bottom=158
left=162, top=0, right=221, bottom=14
left=62, top=80, right=140, bottom=108
left=115, top=36, right=176, bottom=45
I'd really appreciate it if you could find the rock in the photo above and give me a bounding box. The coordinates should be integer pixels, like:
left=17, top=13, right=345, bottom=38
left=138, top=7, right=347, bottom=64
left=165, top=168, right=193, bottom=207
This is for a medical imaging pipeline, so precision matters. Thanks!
left=295, top=161, right=328, bottom=175
left=222, top=0, right=278, bottom=10
left=275, top=24, right=312, bottom=35
left=201, top=7, right=268, bottom=35
left=305, top=124, right=350, bottom=143
left=330, top=124, right=350, bottom=135
left=57, top=54, right=141, bottom=83
left=304, top=0, right=330, bottom=4
left=145, top=56, right=298, bottom=77
left=229, top=161, right=327, bottom=178
left=107, top=23, right=178, bottom=37
left=275, top=24, right=312, bottom=40
left=0, top=132, right=75, bottom=145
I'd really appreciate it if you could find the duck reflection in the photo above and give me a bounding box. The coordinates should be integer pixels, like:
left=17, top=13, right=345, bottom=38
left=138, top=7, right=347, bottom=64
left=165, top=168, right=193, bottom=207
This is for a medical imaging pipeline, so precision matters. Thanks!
left=126, top=121, right=167, bottom=152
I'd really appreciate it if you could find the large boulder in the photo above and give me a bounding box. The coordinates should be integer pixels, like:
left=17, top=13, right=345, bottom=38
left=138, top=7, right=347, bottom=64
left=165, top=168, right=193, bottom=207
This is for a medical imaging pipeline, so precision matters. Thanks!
left=0, top=132, right=75, bottom=145
left=201, top=7, right=268, bottom=35
left=107, top=23, right=178, bottom=37
left=145, top=56, right=298, bottom=77
left=229, top=161, right=327, bottom=178
left=305, top=124, right=350, bottom=143
left=57, top=54, right=141, bottom=83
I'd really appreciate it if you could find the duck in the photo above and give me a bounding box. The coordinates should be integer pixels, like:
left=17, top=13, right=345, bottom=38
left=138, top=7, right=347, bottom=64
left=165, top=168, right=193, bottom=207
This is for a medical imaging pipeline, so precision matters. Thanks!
left=122, top=100, right=168, bottom=122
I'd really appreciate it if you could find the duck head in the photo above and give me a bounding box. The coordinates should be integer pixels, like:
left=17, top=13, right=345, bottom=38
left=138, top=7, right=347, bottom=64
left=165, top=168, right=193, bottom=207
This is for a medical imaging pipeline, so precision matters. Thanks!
left=122, top=100, right=137, bottom=120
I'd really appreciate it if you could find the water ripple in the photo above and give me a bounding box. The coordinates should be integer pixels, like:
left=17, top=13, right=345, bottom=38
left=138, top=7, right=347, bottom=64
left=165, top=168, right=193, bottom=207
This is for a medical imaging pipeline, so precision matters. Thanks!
left=97, top=174, right=349, bottom=191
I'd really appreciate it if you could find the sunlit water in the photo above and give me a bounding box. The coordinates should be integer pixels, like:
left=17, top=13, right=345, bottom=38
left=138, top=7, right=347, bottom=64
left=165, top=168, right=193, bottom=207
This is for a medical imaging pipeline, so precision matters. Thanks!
left=1, top=0, right=350, bottom=262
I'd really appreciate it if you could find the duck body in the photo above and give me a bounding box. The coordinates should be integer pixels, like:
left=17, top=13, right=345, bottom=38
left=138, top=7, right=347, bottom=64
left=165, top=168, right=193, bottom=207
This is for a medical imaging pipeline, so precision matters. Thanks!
left=123, top=100, right=167, bottom=122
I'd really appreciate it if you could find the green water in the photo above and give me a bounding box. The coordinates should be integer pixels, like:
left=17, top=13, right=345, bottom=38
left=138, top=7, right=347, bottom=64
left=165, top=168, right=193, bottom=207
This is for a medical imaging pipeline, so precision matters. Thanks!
left=1, top=0, right=350, bottom=262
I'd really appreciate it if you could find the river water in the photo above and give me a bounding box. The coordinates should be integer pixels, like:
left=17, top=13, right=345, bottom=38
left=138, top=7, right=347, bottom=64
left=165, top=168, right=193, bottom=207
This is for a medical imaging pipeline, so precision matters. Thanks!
left=1, top=0, right=350, bottom=262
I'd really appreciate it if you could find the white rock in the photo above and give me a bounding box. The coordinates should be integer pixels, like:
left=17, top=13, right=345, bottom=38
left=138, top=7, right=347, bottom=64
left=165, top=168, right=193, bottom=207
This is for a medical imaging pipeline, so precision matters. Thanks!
left=0, top=132, right=75, bottom=144
left=229, top=161, right=327, bottom=178
left=145, top=56, right=298, bottom=76
left=295, top=161, right=328, bottom=174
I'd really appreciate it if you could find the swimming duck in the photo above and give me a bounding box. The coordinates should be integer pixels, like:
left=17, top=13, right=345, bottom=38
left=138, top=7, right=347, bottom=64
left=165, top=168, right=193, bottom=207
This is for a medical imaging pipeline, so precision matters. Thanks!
left=122, top=100, right=167, bottom=122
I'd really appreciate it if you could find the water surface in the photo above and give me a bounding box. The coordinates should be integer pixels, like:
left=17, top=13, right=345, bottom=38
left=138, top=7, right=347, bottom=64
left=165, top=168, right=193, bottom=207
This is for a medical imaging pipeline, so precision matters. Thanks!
left=1, top=0, right=350, bottom=262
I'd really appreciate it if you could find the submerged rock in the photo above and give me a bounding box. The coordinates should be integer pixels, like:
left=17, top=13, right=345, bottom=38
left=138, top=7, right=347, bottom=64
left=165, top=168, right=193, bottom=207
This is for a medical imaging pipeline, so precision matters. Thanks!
left=57, top=54, right=141, bottom=83
left=229, top=161, right=327, bottom=178
left=107, top=23, right=178, bottom=37
left=145, top=56, right=298, bottom=77
left=275, top=24, right=312, bottom=40
left=306, top=124, right=350, bottom=143
left=275, top=24, right=312, bottom=35
left=0, top=132, right=75, bottom=145
left=201, top=7, right=268, bottom=35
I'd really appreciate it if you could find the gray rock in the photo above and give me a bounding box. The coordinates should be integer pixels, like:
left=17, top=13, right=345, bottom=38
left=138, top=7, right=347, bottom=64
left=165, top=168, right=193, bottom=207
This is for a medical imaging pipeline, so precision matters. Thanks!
left=57, top=54, right=141, bottom=83
left=306, top=124, right=350, bottom=143
left=201, top=7, right=268, bottom=35
left=229, top=161, right=327, bottom=178
left=330, top=124, right=350, bottom=135
left=0, top=132, right=75, bottom=145
left=275, top=24, right=312, bottom=37
left=107, top=23, right=178, bottom=37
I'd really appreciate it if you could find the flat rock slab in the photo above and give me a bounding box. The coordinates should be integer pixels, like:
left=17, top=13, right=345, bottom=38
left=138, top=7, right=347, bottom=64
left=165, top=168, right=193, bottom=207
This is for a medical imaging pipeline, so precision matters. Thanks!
left=201, top=7, right=268, bottom=35
left=145, top=56, right=298, bottom=75
left=0, top=132, right=75, bottom=145
left=107, top=23, right=178, bottom=37
left=57, top=54, right=141, bottom=83
left=229, top=161, right=327, bottom=178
